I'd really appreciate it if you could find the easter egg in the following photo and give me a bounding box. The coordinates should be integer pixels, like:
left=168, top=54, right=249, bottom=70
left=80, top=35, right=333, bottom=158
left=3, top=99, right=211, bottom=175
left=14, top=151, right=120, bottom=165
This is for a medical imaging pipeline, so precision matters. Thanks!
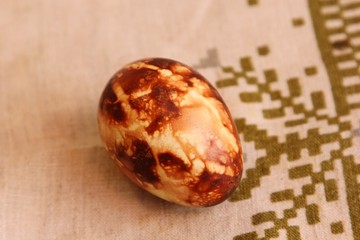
left=98, top=58, right=243, bottom=207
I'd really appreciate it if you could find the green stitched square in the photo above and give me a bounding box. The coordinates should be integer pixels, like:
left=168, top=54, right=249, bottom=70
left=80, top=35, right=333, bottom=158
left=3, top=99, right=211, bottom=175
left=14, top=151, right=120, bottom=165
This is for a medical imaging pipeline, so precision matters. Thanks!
left=241, top=57, right=254, bottom=71
left=248, top=0, right=258, bottom=6
left=271, top=189, right=294, bottom=202
left=306, top=204, right=320, bottom=225
left=289, top=164, right=312, bottom=179
left=292, top=18, right=304, bottom=27
left=264, top=228, right=279, bottom=238
left=324, top=179, right=338, bottom=201
left=331, top=222, right=344, bottom=234
left=258, top=45, right=270, bottom=56
left=305, top=66, right=318, bottom=76
left=294, top=196, right=306, bottom=208
left=321, top=161, right=334, bottom=171
left=288, top=78, right=301, bottom=97
left=284, top=209, right=297, bottom=218
left=302, top=184, right=315, bottom=195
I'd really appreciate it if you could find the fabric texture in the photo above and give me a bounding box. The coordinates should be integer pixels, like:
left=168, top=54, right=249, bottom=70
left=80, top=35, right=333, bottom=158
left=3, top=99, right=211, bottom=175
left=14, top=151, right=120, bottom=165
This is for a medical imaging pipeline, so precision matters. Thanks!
left=1, top=0, right=360, bottom=239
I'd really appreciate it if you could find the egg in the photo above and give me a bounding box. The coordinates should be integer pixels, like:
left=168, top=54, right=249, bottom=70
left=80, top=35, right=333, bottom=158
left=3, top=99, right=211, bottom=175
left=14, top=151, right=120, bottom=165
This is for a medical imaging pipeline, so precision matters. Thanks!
left=97, top=58, right=243, bottom=207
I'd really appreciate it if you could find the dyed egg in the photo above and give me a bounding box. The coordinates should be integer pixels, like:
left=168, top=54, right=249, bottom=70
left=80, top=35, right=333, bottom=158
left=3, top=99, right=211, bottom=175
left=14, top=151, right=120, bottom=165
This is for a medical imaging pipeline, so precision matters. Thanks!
left=97, top=58, right=243, bottom=207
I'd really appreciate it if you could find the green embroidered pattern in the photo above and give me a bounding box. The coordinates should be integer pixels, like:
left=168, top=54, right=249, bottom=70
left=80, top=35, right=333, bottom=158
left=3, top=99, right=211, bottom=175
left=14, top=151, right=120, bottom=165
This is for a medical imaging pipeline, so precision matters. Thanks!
left=193, top=1, right=360, bottom=239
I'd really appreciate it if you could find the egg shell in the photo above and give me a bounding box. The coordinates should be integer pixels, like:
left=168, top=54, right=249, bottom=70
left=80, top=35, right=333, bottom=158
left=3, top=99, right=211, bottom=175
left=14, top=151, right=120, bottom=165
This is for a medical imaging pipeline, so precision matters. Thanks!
left=98, top=58, right=243, bottom=207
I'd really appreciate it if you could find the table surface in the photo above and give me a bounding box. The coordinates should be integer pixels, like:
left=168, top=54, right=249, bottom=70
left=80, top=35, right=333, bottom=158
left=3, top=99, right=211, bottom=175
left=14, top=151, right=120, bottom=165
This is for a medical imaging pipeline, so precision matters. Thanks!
left=1, top=0, right=360, bottom=239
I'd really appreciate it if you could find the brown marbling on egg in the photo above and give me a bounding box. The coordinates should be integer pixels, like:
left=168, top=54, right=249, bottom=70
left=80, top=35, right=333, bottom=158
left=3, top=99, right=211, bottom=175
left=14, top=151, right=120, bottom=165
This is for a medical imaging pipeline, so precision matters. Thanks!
left=98, top=58, right=243, bottom=207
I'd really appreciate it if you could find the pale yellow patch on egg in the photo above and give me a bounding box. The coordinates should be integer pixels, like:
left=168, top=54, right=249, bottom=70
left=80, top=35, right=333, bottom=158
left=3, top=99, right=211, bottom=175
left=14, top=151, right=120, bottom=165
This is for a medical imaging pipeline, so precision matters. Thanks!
left=191, top=159, right=205, bottom=176
left=225, top=166, right=235, bottom=176
left=147, top=125, right=191, bottom=166
left=205, top=161, right=226, bottom=175
left=127, top=62, right=159, bottom=71
left=158, top=69, right=173, bottom=77
left=171, top=64, right=191, bottom=75
left=131, top=88, right=152, bottom=98
left=169, top=74, right=183, bottom=82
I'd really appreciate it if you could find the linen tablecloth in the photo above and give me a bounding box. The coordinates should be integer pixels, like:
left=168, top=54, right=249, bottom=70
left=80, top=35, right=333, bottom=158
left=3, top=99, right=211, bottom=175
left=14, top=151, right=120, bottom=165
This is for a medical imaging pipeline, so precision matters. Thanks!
left=1, top=0, right=360, bottom=239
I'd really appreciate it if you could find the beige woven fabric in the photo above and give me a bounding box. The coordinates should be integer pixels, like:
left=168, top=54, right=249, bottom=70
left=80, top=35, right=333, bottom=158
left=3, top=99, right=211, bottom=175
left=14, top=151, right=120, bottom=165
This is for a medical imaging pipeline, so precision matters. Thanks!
left=1, top=0, right=360, bottom=239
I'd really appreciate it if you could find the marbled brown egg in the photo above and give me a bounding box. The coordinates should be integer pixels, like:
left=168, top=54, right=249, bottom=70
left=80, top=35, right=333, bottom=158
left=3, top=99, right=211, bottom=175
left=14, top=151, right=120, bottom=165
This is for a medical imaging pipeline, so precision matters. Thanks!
left=97, top=58, right=243, bottom=207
